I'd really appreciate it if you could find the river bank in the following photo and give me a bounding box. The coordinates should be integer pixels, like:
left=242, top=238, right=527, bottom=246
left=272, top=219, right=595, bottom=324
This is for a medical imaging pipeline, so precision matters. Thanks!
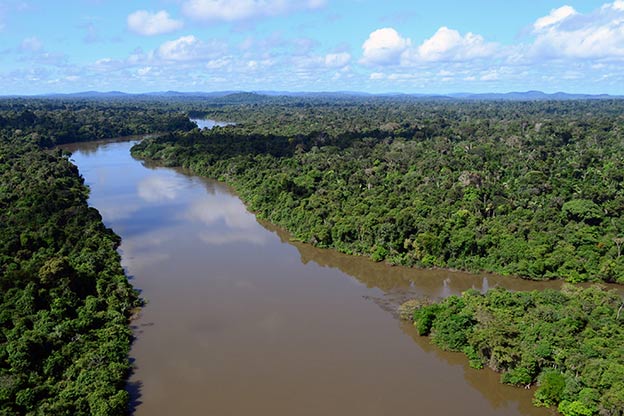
left=67, top=137, right=555, bottom=415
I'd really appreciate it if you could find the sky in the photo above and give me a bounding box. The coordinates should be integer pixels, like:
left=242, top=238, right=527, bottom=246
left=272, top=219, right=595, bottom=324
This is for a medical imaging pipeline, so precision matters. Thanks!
left=1, top=0, right=624, bottom=95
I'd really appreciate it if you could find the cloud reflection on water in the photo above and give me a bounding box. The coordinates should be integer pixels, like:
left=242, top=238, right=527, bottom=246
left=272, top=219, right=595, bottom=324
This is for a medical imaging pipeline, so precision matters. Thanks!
left=137, top=175, right=185, bottom=202
left=185, top=197, right=268, bottom=246
left=118, top=227, right=178, bottom=272
left=97, top=200, right=142, bottom=221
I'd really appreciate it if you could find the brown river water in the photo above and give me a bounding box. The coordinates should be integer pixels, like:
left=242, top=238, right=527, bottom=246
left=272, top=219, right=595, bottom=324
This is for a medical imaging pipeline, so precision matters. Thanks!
left=63, top=137, right=562, bottom=416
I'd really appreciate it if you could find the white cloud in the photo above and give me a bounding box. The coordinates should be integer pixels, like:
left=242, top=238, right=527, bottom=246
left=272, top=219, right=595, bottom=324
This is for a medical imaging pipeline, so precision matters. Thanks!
left=530, top=1, right=624, bottom=60
left=205, top=57, right=231, bottom=69
left=360, top=28, right=411, bottom=66
left=324, top=52, right=350, bottom=68
left=534, top=5, right=577, bottom=31
left=361, top=26, right=496, bottom=66
left=182, top=0, right=325, bottom=22
left=95, top=57, right=113, bottom=65
left=414, top=27, right=497, bottom=62
left=244, top=58, right=274, bottom=71
left=20, top=36, right=42, bottom=52
left=158, top=35, right=197, bottom=60
left=90, top=57, right=127, bottom=73
left=480, top=70, right=500, bottom=81
left=157, top=35, right=226, bottom=61
left=127, top=10, right=183, bottom=36
left=137, top=66, right=152, bottom=76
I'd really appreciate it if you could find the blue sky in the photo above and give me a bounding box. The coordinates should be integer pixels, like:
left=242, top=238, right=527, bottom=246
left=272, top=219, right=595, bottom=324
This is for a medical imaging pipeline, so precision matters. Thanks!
left=1, top=0, right=623, bottom=94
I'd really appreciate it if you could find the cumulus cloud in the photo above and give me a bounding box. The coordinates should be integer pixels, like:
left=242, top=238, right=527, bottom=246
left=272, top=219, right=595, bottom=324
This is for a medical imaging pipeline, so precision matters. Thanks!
left=324, top=52, right=350, bottom=68
left=127, top=10, right=183, bottom=36
left=533, top=5, right=577, bottom=31
left=361, top=26, right=496, bottom=66
left=182, top=0, right=325, bottom=22
left=360, top=28, right=411, bottom=66
left=158, top=35, right=198, bottom=60
left=530, top=1, right=624, bottom=60
left=413, top=27, right=497, bottom=62
left=157, top=35, right=226, bottom=61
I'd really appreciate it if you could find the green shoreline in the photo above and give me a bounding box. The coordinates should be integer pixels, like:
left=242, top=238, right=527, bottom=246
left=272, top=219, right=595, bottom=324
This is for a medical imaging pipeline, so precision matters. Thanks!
left=400, top=286, right=623, bottom=416
left=1, top=138, right=141, bottom=415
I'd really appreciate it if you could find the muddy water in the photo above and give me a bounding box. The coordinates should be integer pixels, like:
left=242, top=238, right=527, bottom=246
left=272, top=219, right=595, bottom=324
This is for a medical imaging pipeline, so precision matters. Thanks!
left=64, top=138, right=561, bottom=416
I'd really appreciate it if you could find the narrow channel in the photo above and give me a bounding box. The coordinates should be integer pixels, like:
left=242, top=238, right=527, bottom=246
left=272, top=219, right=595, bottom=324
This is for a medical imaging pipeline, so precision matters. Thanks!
left=64, top=133, right=561, bottom=415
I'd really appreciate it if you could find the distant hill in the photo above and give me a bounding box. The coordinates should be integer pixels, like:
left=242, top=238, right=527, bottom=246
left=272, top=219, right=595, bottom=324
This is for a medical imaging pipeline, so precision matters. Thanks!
left=448, top=90, right=617, bottom=100
left=41, top=91, right=131, bottom=98
left=37, top=90, right=240, bottom=99
left=10, top=90, right=622, bottom=101
left=143, top=91, right=240, bottom=98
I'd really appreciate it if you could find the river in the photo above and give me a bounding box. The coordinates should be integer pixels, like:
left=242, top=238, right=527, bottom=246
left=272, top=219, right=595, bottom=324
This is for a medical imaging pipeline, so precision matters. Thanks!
left=63, top=136, right=562, bottom=416
left=191, top=118, right=234, bottom=129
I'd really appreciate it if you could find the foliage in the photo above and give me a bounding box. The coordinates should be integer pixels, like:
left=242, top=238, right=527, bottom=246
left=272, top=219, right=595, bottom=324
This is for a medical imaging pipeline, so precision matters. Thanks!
left=132, top=98, right=624, bottom=283
left=3, top=95, right=624, bottom=414
left=0, top=115, right=143, bottom=413
left=409, top=286, right=624, bottom=415
left=0, top=97, right=195, bottom=146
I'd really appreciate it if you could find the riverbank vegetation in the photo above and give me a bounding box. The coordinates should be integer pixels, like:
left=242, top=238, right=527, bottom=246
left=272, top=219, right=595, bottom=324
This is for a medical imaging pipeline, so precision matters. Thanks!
left=0, top=99, right=195, bottom=414
left=0, top=136, right=141, bottom=414
left=132, top=98, right=624, bottom=283
left=401, top=286, right=624, bottom=416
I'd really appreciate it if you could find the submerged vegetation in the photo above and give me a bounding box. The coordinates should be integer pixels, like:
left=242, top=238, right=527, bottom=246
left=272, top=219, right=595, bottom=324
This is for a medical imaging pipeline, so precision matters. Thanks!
left=402, top=286, right=624, bottom=416
left=133, top=98, right=624, bottom=283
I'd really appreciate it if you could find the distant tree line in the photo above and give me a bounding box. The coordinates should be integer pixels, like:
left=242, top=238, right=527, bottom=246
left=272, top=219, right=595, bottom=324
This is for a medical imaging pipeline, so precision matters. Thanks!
left=0, top=98, right=195, bottom=147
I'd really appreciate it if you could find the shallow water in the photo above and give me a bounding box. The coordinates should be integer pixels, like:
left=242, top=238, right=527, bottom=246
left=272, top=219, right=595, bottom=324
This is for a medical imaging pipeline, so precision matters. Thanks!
left=64, top=138, right=560, bottom=416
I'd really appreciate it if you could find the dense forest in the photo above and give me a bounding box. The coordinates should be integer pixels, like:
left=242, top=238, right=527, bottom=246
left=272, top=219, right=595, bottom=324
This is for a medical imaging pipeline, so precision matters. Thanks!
left=401, top=286, right=624, bottom=416
left=0, top=99, right=196, bottom=414
left=132, top=99, right=624, bottom=283
left=2, top=95, right=624, bottom=415
left=0, top=98, right=195, bottom=146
